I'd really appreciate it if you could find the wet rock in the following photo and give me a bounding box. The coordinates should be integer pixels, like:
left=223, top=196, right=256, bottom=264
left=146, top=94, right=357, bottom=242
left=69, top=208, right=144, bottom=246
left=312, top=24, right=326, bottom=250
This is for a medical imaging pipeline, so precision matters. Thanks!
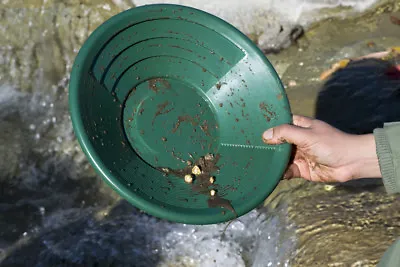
left=0, top=0, right=123, bottom=93
left=0, top=88, right=29, bottom=181
left=0, top=120, right=26, bottom=181
left=258, top=25, right=304, bottom=54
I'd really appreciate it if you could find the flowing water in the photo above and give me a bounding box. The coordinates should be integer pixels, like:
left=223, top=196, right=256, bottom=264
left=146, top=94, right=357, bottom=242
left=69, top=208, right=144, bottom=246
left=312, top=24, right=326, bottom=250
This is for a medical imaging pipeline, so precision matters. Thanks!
left=0, top=0, right=400, bottom=266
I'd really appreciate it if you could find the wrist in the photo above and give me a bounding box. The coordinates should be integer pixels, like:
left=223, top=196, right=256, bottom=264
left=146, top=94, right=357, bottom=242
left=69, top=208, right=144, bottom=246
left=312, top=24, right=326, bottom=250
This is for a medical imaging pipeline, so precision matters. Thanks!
left=350, top=134, right=382, bottom=179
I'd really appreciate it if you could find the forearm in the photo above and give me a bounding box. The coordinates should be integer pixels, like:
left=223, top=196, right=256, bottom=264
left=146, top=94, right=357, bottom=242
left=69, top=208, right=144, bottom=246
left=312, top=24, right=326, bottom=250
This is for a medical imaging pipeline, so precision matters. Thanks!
left=349, top=134, right=382, bottom=179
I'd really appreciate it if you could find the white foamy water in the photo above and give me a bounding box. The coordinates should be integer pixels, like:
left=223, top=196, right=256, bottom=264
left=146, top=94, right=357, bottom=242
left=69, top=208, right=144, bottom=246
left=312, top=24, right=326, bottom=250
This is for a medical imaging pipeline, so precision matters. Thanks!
left=132, top=0, right=379, bottom=22
left=128, top=0, right=381, bottom=51
left=5, top=204, right=295, bottom=266
left=158, top=209, right=295, bottom=267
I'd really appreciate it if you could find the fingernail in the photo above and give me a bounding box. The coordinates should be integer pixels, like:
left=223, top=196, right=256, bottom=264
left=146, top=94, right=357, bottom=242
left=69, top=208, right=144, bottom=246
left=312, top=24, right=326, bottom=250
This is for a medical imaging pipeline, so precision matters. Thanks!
left=262, top=129, right=274, bottom=140
left=283, top=168, right=293, bottom=180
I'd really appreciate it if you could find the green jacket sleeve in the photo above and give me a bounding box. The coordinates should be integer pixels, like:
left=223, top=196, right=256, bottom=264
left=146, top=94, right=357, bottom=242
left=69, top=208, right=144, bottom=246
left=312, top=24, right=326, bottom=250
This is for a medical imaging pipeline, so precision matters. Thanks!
left=373, top=122, right=400, bottom=194
left=373, top=122, right=400, bottom=267
left=378, top=239, right=400, bottom=267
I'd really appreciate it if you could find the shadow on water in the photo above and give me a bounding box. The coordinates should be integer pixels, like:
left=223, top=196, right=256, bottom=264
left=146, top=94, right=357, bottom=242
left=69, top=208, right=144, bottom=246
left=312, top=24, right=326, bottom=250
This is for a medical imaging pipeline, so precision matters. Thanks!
left=315, top=58, right=400, bottom=135
left=315, top=58, right=400, bottom=190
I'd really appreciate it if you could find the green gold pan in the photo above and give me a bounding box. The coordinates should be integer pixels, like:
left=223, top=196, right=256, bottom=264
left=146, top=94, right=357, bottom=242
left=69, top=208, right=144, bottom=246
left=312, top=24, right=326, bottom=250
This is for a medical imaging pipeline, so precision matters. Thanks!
left=69, top=4, right=292, bottom=225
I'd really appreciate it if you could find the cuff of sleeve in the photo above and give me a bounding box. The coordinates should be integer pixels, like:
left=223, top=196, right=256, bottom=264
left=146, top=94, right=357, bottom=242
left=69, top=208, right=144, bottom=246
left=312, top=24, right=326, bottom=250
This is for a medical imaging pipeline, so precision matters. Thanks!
left=373, top=128, right=398, bottom=194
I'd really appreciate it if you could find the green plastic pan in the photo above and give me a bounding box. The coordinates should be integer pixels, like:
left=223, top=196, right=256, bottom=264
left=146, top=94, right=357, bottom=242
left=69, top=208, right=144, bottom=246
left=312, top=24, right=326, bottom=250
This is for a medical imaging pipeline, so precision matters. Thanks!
left=69, top=4, right=292, bottom=225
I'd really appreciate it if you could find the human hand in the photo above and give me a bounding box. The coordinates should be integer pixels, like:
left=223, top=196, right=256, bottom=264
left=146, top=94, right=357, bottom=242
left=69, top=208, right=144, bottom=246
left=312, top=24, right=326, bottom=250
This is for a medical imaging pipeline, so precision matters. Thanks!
left=262, top=115, right=382, bottom=182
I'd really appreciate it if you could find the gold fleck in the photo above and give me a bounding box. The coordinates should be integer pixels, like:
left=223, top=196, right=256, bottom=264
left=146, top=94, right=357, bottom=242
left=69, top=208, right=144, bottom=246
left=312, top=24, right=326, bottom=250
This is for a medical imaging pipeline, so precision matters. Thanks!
left=204, top=153, right=214, bottom=161
left=324, top=185, right=336, bottom=192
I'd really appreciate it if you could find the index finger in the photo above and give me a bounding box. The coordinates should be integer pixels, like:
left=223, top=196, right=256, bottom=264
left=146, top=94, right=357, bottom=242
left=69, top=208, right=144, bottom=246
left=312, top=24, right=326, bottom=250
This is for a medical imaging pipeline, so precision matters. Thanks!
left=293, top=115, right=313, bottom=128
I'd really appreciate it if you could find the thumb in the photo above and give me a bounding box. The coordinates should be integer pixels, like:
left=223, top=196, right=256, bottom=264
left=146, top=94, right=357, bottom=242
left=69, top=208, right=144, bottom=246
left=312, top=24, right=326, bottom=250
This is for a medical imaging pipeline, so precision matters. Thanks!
left=262, top=124, right=311, bottom=146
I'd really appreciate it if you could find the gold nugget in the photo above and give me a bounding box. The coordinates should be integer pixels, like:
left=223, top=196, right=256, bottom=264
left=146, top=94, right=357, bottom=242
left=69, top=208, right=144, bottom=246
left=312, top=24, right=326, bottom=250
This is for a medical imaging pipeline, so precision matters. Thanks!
left=184, top=174, right=194, bottom=184
left=192, top=165, right=201, bottom=175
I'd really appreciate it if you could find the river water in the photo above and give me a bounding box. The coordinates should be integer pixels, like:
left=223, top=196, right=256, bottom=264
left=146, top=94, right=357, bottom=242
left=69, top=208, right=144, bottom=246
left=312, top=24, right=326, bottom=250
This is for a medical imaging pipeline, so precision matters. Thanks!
left=0, top=0, right=399, bottom=266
